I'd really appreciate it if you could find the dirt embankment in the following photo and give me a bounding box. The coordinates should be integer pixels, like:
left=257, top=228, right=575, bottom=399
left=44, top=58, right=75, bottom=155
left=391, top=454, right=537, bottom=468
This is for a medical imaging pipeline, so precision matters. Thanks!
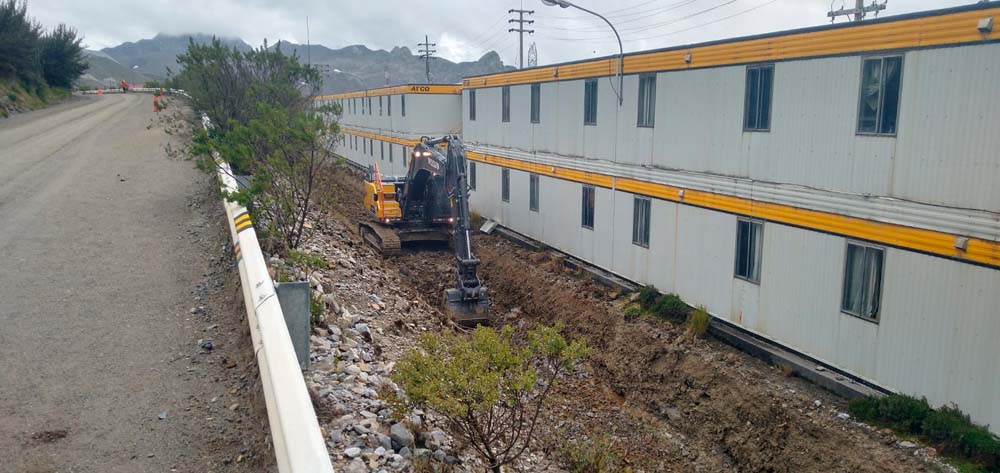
left=317, top=165, right=947, bottom=473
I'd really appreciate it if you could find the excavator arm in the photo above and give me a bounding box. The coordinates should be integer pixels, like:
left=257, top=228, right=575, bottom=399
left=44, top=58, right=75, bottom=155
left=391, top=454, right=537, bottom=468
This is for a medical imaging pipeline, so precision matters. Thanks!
left=417, top=136, right=489, bottom=325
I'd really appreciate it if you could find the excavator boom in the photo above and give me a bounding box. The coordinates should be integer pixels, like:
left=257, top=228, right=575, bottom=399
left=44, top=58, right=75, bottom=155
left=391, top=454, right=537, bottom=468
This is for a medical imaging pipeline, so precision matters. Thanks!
left=416, top=136, right=489, bottom=325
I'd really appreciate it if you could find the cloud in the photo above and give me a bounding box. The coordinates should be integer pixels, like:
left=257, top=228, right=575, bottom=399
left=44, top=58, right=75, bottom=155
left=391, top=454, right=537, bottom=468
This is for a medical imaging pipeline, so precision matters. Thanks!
left=25, top=0, right=973, bottom=67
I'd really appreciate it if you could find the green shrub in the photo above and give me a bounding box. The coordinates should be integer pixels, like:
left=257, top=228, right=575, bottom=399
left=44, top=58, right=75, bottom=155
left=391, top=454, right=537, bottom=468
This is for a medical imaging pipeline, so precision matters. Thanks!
left=623, top=305, right=641, bottom=322
left=849, top=395, right=1000, bottom=470
left=923, top=406, right=998, bottom=464
left=848, top=394, right=931, bottom=434
left=637, top=285, right=659, bottom=310
left=288, top=249, right=328, bottom=270
left=389, top=324, right=587, bottom=473
left=652, top=293, right=688, bottom=320
left=6, top=92, right=16, bottom=102
left=310, top=296, right=324, bottom=325
left=687, top=306, right=710, bottom=337
left=565, top=435, right=620, bottom=473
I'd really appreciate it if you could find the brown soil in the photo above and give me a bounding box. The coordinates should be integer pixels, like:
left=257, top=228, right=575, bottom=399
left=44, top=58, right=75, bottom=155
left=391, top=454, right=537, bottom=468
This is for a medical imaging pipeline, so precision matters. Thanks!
left=317, top=164, right=947, bottom=473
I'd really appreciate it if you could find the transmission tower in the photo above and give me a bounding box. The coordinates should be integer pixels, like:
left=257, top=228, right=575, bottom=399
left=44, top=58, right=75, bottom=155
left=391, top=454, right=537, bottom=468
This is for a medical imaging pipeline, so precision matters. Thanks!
left=827, top=0, right=887, bottom=22
left=418, top=35, right=436, bottom=84
left=527, top=42, right=538, bottom=68
left=508, top=9, right=534, bottom=69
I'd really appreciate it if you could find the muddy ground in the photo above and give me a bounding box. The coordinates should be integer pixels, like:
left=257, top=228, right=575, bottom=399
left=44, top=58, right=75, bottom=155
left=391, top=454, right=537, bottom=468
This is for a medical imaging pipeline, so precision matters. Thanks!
left=309, top=164, right=950, bottom=473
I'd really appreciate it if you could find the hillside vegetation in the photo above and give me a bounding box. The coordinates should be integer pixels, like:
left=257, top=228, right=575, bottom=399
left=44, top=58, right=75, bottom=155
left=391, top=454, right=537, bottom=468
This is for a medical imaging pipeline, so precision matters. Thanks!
left=0, top=0, right=85, bottom=117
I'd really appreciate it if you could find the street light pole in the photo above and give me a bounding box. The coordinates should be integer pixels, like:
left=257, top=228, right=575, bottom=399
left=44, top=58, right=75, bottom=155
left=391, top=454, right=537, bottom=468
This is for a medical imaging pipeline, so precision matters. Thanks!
left=332, top=69, right=369, bottom=91
left=540, top=0, right=623, bottom=105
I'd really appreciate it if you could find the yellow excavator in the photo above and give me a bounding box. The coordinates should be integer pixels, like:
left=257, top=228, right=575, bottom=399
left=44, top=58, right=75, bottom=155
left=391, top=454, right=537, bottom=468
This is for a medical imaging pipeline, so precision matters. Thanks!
left=360, top=136, right=489, bottom=325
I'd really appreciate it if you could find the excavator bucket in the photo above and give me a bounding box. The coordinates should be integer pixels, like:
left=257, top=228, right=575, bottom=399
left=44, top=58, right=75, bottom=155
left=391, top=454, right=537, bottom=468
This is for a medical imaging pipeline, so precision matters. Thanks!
left=444, top=288, right=489, bottom=327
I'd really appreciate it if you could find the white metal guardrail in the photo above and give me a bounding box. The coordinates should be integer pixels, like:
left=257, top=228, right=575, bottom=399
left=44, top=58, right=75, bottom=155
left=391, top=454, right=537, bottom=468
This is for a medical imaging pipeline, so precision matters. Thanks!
left=205, top=115, right=334, bottom=473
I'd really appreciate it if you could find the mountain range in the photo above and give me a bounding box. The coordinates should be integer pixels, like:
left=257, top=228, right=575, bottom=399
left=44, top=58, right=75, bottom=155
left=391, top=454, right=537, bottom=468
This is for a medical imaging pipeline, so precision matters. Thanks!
left=80, top=34, right=513, bottom=93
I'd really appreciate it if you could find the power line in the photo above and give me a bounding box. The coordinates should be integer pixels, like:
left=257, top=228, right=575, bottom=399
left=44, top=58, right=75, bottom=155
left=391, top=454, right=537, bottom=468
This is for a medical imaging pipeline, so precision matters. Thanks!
left=543, top=0, right=779, bottom=43
left=417, top=35, right=436, bottom=84
left=508, top=8, right=535, bottom=69
left=540, top=0, right=739, bottom=41
left=536, top=0, right=704, bottom=21
left=540, top=0, right=704, bottom=33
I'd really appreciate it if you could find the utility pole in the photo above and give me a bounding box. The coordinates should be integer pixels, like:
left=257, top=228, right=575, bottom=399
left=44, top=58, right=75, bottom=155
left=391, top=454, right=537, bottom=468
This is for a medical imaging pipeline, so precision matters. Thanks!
left=508, top=9, right=535, bottom=69
left=827, top=0, right=887, bottom=22
left=418, top=35, right=436, bottom=84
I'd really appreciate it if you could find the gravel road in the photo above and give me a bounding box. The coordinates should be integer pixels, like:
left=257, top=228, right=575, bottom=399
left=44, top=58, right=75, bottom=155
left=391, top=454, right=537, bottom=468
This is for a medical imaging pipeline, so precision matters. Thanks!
left=0, top=94, right=271, bottom=472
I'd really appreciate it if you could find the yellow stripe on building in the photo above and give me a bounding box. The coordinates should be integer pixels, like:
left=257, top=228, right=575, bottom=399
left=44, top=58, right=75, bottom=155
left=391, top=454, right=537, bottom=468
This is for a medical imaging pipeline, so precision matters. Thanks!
left=464, top=150, right=1000, bottom=269
left=463, top=6, right=1000, bottom=88
left=315, top=84, right=462, bottom=101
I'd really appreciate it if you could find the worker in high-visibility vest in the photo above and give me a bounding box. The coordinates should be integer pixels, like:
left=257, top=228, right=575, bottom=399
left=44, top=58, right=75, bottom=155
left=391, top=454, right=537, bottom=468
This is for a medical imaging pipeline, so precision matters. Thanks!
left=120, top=79, right=128, bottom=93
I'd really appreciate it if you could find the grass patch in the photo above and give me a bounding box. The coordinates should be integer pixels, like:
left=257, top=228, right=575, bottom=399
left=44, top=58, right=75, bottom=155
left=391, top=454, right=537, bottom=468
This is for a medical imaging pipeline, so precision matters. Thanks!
left=0, top=79, right=70, bottom=116
left=623, top=305, right=641, bottom=322
left=687, top=306, right=710, bottom=337
left=849, top=394, right=999, bottom=471
left=310, top=296, right=324, bottom=325
left=564, top=435, right=626, bottom=473
left=287, top=249, right=329, bottom=271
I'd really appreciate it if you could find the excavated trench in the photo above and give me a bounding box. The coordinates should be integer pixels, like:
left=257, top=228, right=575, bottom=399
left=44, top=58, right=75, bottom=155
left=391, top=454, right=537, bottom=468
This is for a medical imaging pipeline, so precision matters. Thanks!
left=320, top=165, right=943, bottom=473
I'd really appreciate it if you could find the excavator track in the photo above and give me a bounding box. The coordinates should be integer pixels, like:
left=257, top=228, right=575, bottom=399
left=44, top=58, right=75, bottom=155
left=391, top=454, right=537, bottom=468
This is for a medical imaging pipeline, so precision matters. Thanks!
left=358, top=222, right=402, bottom=256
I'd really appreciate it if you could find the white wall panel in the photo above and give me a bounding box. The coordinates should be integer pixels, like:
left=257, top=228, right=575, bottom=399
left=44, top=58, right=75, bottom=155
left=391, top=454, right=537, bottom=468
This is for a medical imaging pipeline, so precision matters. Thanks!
left=673, top=205, right=735, bottom=314
left=893, top=44, right=1000, bottom=211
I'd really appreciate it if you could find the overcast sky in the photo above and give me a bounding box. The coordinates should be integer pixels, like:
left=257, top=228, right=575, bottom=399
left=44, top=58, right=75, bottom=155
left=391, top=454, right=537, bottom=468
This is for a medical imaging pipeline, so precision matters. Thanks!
left=26, top=0, right=977, bottom=66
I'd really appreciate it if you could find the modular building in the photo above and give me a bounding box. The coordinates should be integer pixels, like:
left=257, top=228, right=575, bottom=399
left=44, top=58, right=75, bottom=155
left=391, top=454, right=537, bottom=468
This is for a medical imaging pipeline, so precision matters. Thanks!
left=314, top=84, right=462, bottom=176
left=460, top=4, right=1000, bottom=432
left=318, top=3, right=1000, bottom=432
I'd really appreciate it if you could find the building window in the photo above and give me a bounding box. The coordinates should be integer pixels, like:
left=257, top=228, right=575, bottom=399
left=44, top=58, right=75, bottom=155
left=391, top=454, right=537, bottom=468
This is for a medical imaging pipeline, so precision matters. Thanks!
left=351, top=98, right=356, bottom=114
left=842, top=243, right=884, bottom=320
left=632, top=196, right=650, bottom=247
left=734, top=219, right=763, bottom=283
left=388, top=95, right=392, bottom=116
left=370, top=139, right=374, bottom=156
left=380, top=141, right=384, bottom=160
left=389, top=143, right=393, bottom=163
left=401, top=95, right=406, bottom=117
left=637, top=74, right=656, bottom=128
left=743, top=64, right=773, bottom=131
left=529, top=174, right=539, bottom=211
left=362, top=137, right=366, bottom=154
left=581, top=185, right=595, bottom=229
left=501, top=85, right=511, bottom=123
left=583, top=79, right=598, bottom=126
left=402, top=146, right=408, bottom=166
left=368, top=97, right=373, bottom=115
left=501, top=168, right=510, bottom=202
left=469, top=161, right=476, bottom=190
left=379, top=96, right=383, bottom=116
left=857, top=56, right=902, bottom=135
left=469, top=89, right=477, bottom=121
left=530, top=83, right=540, bottom=124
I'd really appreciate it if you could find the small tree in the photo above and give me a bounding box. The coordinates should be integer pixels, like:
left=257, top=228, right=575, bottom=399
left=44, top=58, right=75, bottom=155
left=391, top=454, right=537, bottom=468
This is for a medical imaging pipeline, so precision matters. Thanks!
left=389, top=325, right=587, bottom=473
left=38, top=23, right=85, bottom=88
left=0, top=0, right=42, bottom=83
left=196, top=103, right=337, bottom=250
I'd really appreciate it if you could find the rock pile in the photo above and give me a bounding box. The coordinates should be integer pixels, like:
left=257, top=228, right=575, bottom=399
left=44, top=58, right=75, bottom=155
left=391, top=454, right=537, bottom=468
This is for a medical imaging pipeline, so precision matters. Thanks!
left=268, top=219, right=468, bottom=472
